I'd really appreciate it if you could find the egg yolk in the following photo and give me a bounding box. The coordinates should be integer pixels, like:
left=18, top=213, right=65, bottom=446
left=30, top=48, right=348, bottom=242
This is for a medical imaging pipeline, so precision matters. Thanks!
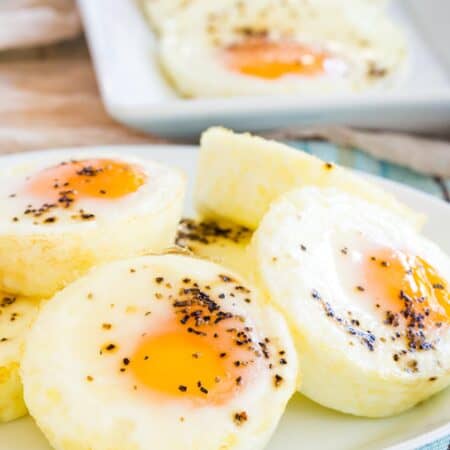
left=223, top=37, right=328, bottom=79
left=364, top=249, right=449, bottom=327
left=130, top=309, right=254, bottom=405
left=24, top=159, right=146, bottom=203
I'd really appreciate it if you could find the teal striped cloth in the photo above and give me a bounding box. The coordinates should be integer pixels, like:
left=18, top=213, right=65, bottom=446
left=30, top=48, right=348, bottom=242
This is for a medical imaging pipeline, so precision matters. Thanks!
left=292, top=141, right=449, bottom=450
left=289, top=140, right=449, bottom=202
left=418, top=436, right=450, bottom=450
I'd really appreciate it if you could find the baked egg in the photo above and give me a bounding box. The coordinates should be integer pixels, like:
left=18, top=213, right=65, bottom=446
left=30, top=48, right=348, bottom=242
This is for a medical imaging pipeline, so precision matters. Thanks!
left=251, top=187, right=450, bottom=417
left=21, top=254, right=298, bottom=449
left=159, top=0, right=406, bottom=97
left=0, top=151, right=185, bottom=297
left=0, top=293, right=40, bottom=422
left=195, top=128, right=423, bottom=231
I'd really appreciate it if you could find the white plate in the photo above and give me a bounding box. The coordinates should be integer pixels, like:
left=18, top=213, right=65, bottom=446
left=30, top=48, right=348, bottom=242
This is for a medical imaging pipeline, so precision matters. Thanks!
left=1, top=145, right=449, bottom=450
left=77, top=0, right=450, bottom=138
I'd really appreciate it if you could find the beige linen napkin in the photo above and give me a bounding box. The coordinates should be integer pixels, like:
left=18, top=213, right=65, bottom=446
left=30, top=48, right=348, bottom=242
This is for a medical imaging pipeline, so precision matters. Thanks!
left=0, top=0, right=82, bottom=50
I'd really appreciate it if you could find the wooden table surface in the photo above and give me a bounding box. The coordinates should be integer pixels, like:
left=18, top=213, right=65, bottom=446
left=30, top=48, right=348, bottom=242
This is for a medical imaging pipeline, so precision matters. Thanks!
left=0, top=37, right=161, bottom=154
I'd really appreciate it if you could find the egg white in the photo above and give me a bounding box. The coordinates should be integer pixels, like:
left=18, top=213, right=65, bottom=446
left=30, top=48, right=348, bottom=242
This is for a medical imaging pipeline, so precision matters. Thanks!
left=0, top=151, right=185, bottom=297
left=251, top=187, right=450, bottom=417
left=159, top=0, right=406, bottom=97
left=0, top=294, right=40, bottom=422
left=21, top=254, right=298, bottom=450
left=142, top=0, right=196, bottom=33
left=142, top=0, right=391, bottom=35
left=175, top=218, right=253, bottom=279
left=195, top=128, right=423, bottom=231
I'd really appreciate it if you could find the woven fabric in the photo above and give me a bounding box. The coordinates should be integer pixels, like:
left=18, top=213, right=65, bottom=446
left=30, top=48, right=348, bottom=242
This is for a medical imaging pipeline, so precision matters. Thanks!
left=418, top=435, right=450, bottom=450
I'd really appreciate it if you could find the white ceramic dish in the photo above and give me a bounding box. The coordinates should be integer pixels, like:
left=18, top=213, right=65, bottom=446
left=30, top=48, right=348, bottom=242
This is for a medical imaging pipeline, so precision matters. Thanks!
left=77, top=0, right=450, bottom=138
left=1, top=144, right=449, bottom=450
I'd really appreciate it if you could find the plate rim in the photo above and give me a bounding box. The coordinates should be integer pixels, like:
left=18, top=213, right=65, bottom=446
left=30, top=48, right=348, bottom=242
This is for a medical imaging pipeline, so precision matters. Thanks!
left=385, top=422, right=450, bottom=450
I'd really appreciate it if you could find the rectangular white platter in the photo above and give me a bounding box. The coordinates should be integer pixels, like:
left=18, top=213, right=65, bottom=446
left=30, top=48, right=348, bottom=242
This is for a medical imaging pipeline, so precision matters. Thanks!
left=0, top=145, right=449, bottom=450
left=77, top=0, right=450, bottom=138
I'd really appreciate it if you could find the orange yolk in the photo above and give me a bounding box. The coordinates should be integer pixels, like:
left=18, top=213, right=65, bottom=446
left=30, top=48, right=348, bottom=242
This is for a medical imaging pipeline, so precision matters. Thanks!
left=223, top=37, right=328, bottom=79
left=25, top=159, right=146, bottom=203
left=364, top=249, right=449, bottom=326
left=130, top=315, right=253, bottom=405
